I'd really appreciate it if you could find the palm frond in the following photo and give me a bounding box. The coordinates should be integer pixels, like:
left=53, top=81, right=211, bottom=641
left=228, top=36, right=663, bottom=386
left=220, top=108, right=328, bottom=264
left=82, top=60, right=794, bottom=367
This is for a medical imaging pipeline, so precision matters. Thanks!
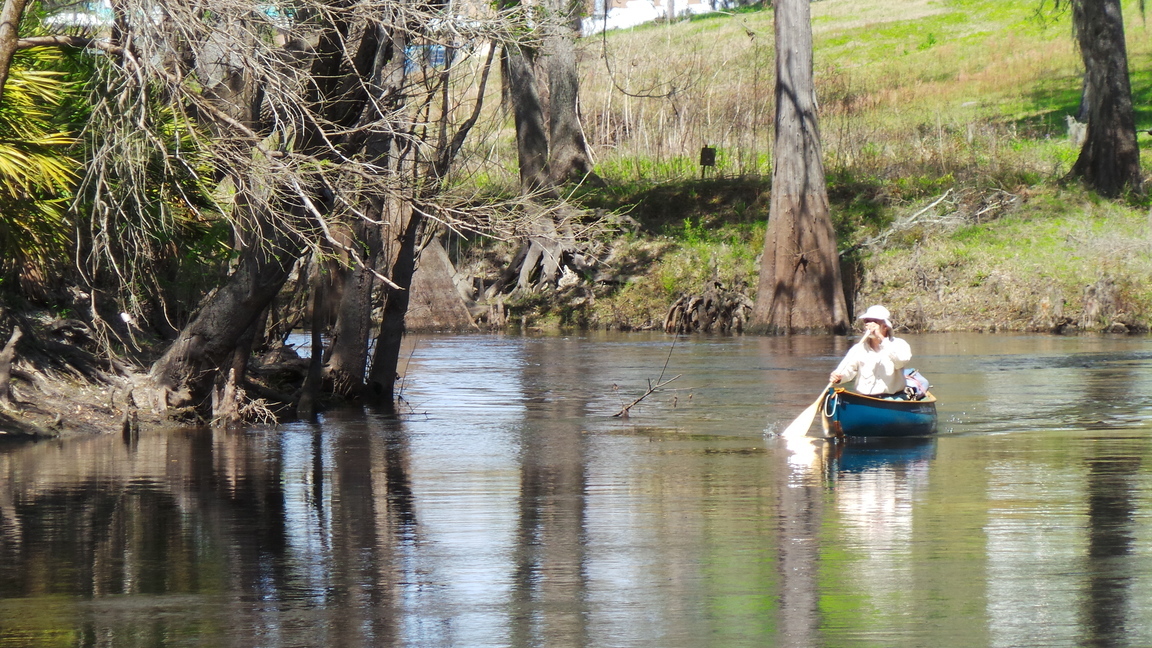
left=0, top=56, right=78, bottom=287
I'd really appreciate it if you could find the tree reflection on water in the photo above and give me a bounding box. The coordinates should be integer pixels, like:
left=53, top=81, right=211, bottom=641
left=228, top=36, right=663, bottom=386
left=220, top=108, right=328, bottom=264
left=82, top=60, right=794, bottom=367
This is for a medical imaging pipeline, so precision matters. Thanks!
left=2, top=332, right=1152, bottom=647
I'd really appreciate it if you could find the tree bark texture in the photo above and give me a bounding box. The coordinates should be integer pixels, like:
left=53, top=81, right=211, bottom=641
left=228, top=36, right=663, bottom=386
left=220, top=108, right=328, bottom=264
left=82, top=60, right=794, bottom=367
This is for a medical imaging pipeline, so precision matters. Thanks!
left=150, top=222, right=301, bottom=412
left=503, top=43, right=551, bottom=193
left=315, top=27, right=411, bottom=403
left=0, top=0, right=29, bottom=98
left=325, top=219, right=383, bottom=399
left=339, top=17, right=491, bottom=411
left=0, top=326, right=22, bottom=409
left=367, top=200, right=423, bottom=411
left=405, top=236, right=477, bottom=332
left=149, top=1, right=374, bottom=417
left=1067, top=0, right=1142, bottom=198
left=135, top=0, right=492, bottom=418
left=544, top=0, right=600, bottom=187
left=297, top=268, right=327, bottom=419
left=750, top=0, right=848, bottom=334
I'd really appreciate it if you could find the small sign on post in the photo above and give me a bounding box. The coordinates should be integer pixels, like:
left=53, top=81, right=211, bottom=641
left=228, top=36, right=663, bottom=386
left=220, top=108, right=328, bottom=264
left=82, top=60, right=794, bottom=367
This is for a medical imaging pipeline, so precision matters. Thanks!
left=699, top=145, right=716, bottom=178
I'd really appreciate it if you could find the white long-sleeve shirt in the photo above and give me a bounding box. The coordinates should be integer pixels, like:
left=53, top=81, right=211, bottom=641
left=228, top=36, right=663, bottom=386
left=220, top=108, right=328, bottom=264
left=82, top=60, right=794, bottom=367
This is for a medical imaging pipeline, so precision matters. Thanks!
left=833, top=336, right=913, bottom=395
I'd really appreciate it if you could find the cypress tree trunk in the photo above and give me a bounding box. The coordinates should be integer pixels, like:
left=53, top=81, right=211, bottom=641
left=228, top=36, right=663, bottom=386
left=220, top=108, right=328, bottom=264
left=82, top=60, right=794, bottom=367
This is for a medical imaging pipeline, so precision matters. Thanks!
left=326, top=220, right=382, bottom=399
left=320, top=25, right=410, bottom=404
left=544, top=0, right=601, bottom=187
left=148, top=0, right=364, bottom=418
left=150, top=215, right=301, bottom=413
left=1066, top=0, right=1142, bottom=198
left=503, top=43, right=551, bottom=193
left=750, top=0, right=848, bottom=334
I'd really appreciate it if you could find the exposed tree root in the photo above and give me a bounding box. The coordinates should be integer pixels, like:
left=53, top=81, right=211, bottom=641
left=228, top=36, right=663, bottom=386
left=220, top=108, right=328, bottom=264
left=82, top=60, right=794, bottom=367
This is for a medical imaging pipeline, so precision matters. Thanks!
left=664, top=282, right=754, bottom=334
left=0, top=327, right=22, bottom=410
left=0, top=309, right=171, bottom=439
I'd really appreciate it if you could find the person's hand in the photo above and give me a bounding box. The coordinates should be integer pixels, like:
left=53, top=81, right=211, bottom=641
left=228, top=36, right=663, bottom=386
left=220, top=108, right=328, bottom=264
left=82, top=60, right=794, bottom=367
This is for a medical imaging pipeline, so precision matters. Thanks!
left=829, top=371, right=842, bottom=384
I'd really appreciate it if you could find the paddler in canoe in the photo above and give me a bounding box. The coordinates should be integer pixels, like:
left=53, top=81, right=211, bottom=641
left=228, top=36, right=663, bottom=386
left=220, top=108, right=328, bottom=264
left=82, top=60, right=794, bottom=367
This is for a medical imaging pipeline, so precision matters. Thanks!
left=829, top=304, right=912, bottom=399
left=782, top=304, right=933, bottom=439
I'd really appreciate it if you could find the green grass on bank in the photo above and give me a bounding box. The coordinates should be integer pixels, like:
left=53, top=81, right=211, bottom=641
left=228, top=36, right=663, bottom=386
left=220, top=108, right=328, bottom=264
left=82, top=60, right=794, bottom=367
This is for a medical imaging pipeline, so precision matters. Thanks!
left=482, top=0, right=1152, bottom=331
left=574, top=0, right=1152, bottom=184
left=862, top=189, right=1152, bottom=331
left=565, top=181, right=1152, bottom=333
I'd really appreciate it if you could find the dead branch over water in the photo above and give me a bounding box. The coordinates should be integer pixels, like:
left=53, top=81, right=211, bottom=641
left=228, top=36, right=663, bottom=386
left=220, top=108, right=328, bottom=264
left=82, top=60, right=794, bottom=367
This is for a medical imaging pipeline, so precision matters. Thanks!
left=612, top=335, right=681, bottom=417
left=612, top=373, right=681, bottom=418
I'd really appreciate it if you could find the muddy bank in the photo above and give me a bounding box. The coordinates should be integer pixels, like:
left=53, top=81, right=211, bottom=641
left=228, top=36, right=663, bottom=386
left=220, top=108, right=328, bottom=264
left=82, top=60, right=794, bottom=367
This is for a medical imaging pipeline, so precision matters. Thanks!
left=0, top=314, right=161, bottom=440
left=0, top=373, right=162, bottom=441
left=852, top=199, right=1152, bottom=335
left=858, top=259, right=1145, bottom=334
left=0, top=315, right=307, bottom=441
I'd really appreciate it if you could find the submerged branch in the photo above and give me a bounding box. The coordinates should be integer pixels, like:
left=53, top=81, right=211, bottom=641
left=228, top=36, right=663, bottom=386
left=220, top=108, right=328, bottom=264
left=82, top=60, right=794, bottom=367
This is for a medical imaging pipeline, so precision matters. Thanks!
left=612, top=374, right=681, bottom=418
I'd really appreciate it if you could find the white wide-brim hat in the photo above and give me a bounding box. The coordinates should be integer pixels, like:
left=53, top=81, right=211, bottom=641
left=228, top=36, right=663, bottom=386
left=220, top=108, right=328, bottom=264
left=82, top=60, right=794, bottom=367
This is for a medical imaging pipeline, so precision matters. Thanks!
left=858, top=304, right=892, bottom=329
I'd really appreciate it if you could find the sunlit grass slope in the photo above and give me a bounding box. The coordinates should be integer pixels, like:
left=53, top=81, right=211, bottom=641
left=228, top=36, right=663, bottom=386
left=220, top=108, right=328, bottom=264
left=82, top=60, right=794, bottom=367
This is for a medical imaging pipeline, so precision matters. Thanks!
left=578, top=0, right=1152, bottom=185
left=497, top=0, right=1152, bottom=331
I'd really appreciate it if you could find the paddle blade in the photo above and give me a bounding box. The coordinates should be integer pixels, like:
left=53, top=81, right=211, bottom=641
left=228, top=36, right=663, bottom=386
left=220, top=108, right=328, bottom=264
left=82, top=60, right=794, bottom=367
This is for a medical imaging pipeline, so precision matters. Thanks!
left=781, top=382, right=833, bottom=439
left=781, top=397, right=821, bottom=439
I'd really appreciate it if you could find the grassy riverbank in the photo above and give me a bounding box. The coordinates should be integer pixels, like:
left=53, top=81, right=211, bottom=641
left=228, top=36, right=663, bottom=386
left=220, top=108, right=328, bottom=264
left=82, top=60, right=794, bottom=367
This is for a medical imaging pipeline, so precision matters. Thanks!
left=498, top=0, right=1152, bottom=333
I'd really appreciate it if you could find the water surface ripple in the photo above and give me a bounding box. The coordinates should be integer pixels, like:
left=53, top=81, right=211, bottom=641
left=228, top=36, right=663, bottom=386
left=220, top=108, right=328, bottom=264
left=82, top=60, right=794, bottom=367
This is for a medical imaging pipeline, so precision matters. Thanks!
left=2, top=332, right=1152, bottom=647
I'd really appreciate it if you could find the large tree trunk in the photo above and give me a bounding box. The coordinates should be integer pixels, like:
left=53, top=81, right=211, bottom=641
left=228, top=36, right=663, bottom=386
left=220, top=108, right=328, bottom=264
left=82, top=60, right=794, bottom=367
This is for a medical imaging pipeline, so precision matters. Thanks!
left=329, top=20, right=492, bottom=411
left=1066, top=0, right=1142, bottom=198
left=150, top=216, right=302, bottom=413
left=405, top=236, right=477, bottom=332
left=150, top=0, right=370, bottom=419
left=325, top=220, right=382, bottom=399
left=750, top=0, right=848, bottom=334
left=322, top=25, right=409, bottom=403
left=544, top=0, right=601, bottom=187
left=503, top=43, right=551, bottom=193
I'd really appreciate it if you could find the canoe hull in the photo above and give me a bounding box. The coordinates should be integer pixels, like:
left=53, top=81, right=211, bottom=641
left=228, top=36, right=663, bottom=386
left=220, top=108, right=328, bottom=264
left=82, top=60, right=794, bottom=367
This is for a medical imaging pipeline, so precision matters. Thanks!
left=821, top=388, right=938, bottom=438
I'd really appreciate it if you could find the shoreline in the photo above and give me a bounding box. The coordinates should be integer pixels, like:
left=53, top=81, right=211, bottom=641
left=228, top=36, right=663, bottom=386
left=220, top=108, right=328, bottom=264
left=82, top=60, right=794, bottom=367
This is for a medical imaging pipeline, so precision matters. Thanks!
left=3, top=324, right=1147, bottom=442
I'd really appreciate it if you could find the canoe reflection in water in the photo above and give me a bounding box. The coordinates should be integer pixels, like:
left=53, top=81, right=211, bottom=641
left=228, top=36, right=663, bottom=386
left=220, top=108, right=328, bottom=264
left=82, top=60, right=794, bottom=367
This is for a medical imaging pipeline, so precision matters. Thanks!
left=827, top=436, right=938, bottom=473
left=783, top=433, right=937, bottom=477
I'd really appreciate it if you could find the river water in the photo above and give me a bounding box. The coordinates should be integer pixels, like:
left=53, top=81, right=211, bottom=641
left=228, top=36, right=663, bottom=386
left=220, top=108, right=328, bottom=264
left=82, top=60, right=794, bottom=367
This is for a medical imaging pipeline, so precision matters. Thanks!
left=2, top=332, right=1152, bottom=647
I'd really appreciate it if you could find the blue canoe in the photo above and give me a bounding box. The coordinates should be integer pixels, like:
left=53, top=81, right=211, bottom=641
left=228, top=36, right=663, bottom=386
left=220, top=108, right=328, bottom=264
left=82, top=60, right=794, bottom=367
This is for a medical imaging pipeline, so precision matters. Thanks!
left=820, top=388, right=938, bottom=438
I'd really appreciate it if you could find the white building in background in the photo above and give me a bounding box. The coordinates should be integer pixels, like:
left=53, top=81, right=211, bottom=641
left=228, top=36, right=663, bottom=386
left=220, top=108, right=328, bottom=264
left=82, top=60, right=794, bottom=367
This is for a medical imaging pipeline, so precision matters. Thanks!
left=581, top=0, right=743, bottom=36
left=42, top=0, right=745, bottom=42
left=42, top=0, right=113, bottom=30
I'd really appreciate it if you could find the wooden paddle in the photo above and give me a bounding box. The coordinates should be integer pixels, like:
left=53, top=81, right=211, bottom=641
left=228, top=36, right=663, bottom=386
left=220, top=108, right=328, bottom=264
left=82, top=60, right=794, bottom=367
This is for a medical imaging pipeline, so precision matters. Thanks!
left=781, top=381, right=834, bottom=439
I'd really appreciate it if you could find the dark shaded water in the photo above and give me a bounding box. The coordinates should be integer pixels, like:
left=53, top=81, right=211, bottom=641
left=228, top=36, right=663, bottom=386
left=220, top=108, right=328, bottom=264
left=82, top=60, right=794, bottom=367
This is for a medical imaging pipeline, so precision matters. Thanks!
left=3, top=332, right=1152, bottom=647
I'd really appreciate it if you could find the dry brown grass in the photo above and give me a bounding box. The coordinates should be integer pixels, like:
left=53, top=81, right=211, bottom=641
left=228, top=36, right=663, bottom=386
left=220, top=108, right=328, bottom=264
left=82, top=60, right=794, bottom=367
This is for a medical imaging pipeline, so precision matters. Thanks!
left=557, top=0, right=1152, bottom=188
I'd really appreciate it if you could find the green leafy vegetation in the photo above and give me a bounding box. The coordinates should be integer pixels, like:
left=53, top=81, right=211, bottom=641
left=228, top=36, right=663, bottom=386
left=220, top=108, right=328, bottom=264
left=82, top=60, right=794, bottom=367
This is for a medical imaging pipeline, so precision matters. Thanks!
left=6, top=0, right=1151, bottom=336
left=0, top=50, right=78, bottom=293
